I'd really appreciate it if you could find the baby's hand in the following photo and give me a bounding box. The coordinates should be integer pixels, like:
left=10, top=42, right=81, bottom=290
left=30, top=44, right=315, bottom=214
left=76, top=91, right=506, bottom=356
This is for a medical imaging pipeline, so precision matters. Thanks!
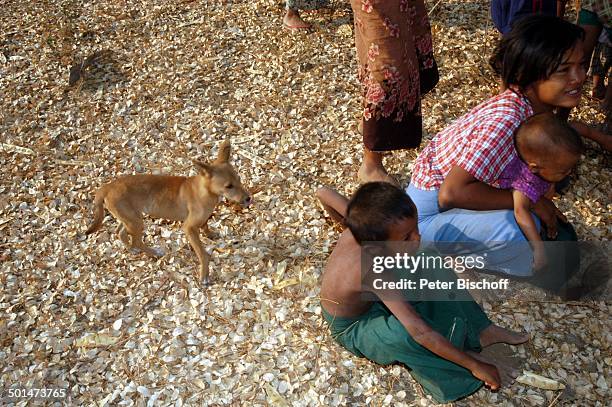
left=533, top=247, right=548, bottom=272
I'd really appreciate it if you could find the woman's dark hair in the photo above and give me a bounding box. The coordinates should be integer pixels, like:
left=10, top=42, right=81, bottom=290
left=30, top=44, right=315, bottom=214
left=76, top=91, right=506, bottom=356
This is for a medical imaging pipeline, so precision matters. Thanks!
left=345, top=182, right=417, bottom=244
left=489, top=15, right=584, bottom=89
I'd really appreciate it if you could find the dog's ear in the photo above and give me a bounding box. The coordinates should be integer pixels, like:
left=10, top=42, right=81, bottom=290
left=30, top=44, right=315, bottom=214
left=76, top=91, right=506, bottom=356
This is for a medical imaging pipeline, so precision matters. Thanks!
left=193, top=160, right=214, bottom=176
left=215, top=139, right=231, bottom=164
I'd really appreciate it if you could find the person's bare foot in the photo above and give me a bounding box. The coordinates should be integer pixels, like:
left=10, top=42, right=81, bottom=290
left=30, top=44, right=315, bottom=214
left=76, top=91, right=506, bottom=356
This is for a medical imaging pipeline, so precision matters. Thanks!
left=467, top=350, right=520, bottom=386
left=357, top=163, right=399, bottom=186
left=283, top=9, right=310, bottom=30
left=479, top=324, right=529, bottom=348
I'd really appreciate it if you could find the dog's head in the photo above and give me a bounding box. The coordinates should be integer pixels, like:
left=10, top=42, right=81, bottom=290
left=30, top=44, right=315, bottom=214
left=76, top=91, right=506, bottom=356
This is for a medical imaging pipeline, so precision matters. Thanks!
left=194, top=140, right=252, bottom=207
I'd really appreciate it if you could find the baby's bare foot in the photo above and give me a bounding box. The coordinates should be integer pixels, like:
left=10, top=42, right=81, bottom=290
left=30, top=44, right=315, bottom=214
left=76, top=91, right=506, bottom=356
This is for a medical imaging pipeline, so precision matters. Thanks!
left=480, top=324, right=529, bottom=348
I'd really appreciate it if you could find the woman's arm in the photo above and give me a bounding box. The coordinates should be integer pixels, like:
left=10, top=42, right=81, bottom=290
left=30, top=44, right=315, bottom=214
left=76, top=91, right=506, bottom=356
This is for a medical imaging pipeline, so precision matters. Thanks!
left=383, top=298, right=501, bottom=389
left=438, top=166, right=514, bottom=210
left=570, top=121, right=612, bottom=152
left=438, top=165, right=566, bottom=233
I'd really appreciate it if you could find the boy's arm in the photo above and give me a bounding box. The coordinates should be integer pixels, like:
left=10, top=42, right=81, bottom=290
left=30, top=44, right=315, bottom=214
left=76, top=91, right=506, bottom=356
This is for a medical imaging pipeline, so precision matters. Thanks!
left=569, top=121, right=612, bottom=152
left=316, top=186, right=349, bottom=225
left=382, top=298, right=501, bottom=389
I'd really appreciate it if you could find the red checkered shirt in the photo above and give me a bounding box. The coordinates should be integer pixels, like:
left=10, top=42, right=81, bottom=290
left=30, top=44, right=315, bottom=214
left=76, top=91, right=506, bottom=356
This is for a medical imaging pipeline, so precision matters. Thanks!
left=411, top=89, right=534, bottom=190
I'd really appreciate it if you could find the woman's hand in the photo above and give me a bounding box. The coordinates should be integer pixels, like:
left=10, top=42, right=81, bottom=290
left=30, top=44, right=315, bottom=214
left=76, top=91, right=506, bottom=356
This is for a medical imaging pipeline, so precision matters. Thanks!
left=471, top=361, right=501, bottom=390
left=531, top=197, right=566, bottom=239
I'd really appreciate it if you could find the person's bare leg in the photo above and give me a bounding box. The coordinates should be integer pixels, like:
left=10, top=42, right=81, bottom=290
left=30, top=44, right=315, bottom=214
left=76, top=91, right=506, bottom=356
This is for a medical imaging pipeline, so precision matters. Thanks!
left=480, top=324, right=529, bottom=347
left=316, top=186, right=349, bottom=224
left=603, top=82, right=611, bottom=125
left=581, top=25, right=603, bottom=72
left=283, top=8, right=310, bottom=30
left=592, top=74, right=606, bottom=99
left=358, top=148, right=399, bottom=186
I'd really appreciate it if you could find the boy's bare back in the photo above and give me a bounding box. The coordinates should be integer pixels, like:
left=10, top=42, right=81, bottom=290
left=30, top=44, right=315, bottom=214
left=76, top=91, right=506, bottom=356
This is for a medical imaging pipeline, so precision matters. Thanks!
left=320, top=229, right=373, bottom=318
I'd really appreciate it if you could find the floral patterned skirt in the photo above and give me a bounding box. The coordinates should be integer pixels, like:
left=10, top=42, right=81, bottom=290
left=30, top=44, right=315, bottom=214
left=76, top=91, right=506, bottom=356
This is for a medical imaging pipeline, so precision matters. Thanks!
left=352, top=0, right=439, bottom=151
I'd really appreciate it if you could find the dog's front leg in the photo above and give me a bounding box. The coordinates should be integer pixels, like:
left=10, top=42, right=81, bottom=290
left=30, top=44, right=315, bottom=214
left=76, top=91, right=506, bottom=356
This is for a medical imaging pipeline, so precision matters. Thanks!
left=183, top=223, right=210, bottom=286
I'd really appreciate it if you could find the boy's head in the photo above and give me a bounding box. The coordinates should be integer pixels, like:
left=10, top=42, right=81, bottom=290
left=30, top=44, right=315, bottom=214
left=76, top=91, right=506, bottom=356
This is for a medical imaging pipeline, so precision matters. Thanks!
left=490, top=15, right=585, bottom=90
left=515, top=113, right=583, bottom=182
left=345, top=182, right=419, bottom=245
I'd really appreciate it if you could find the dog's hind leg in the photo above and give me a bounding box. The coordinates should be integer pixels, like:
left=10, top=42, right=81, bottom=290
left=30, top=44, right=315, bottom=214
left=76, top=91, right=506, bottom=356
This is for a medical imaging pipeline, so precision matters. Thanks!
left=109, top=203, right=163, bottom=257
left=183, top=223, right=210, bottom=286
left=116, top=223, right=131, bottom=247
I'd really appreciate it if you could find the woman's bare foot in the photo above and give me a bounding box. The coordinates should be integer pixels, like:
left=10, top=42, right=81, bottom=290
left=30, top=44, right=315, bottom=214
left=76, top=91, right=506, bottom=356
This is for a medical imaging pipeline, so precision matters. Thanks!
left=480, top=324, right=529, bottom=348
left=357, top=163, right=399, bottom=186
left=283, top=9, right=310, bottom=30
left=358, top=148, right=399, bottom=186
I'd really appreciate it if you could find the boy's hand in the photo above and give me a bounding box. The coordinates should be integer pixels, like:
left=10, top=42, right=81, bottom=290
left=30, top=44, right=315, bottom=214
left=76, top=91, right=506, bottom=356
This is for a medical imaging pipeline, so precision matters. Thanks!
left=471, top=361, right=501, bottom=390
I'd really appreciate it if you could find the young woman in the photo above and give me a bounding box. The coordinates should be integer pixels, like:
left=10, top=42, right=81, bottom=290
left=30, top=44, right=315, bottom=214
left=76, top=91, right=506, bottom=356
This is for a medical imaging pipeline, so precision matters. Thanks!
left=407, top=16, right=601, bottom=284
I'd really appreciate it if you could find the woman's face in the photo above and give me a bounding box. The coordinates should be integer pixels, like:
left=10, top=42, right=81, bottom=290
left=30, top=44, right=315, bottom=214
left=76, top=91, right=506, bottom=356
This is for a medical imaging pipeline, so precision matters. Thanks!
left=527, top=42, right=587, bottom=113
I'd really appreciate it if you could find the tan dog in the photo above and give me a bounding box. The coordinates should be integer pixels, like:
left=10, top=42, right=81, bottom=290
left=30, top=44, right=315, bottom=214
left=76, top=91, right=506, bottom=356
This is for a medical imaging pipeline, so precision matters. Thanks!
left=85, top=140, right=251, bottom=285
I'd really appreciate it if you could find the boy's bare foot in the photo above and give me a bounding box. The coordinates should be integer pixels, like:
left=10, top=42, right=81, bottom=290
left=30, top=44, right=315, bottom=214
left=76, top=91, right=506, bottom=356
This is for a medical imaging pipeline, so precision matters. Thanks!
left=479, top=324, right=529, bottom=348
left=357, top=163, right=399, bottom=186
left=283, top=9, right=310, bottom=30
left=467, top=349, right=521, bottom=386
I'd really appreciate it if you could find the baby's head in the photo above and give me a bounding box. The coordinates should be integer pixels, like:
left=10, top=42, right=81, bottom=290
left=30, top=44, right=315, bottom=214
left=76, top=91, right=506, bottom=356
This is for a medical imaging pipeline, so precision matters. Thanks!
left=515, top=113, right=583, bottom=183
left=345, top=182, right=420, bottom=245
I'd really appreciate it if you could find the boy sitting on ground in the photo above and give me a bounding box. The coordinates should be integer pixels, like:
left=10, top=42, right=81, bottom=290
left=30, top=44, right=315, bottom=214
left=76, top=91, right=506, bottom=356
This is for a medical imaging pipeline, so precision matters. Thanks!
left=317, top=182, right=529, bottom=403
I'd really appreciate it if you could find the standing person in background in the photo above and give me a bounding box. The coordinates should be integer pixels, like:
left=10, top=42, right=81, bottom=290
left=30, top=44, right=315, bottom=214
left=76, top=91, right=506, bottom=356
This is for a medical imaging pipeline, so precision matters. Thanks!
left=352, top=0, right=439, bottom=186
left=283, top=0, right=328, bottom=31
left=578, top=0, right=611, bottom=131
left=590, top=30, right=611, bottom=101
left=491, top=0, right=568, bottom=35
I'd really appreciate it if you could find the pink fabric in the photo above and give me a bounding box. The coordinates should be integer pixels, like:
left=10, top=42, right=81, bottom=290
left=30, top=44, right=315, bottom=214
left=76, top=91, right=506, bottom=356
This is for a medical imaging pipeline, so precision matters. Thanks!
left=411, top=89, right=534, bottom=190
left=498, top=155, right=551, bottom=203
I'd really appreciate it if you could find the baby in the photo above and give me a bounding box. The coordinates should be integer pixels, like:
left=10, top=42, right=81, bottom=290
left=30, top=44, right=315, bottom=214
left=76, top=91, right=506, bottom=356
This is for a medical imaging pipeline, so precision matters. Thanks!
left=498, top=113, right=583, bottom=271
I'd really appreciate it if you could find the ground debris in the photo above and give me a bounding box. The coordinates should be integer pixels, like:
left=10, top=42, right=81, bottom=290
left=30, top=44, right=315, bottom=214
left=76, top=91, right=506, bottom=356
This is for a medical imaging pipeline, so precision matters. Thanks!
left=0, top=0, right=609, bottom=406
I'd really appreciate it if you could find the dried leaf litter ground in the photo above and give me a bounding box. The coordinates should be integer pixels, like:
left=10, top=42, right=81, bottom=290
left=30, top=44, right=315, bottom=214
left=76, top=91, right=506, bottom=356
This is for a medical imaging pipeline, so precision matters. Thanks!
left=0, top=0, right=610, bottom=406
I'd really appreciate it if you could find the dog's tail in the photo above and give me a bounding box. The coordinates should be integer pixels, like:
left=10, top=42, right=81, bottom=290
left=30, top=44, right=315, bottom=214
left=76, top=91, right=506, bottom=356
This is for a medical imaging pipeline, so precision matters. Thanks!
left=85, top=187, right=108, bottom=235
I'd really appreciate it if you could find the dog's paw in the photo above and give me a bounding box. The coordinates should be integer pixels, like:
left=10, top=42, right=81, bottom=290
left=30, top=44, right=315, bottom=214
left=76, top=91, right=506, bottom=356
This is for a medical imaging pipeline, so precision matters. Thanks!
left=204, top=230, right=220, bottom=240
